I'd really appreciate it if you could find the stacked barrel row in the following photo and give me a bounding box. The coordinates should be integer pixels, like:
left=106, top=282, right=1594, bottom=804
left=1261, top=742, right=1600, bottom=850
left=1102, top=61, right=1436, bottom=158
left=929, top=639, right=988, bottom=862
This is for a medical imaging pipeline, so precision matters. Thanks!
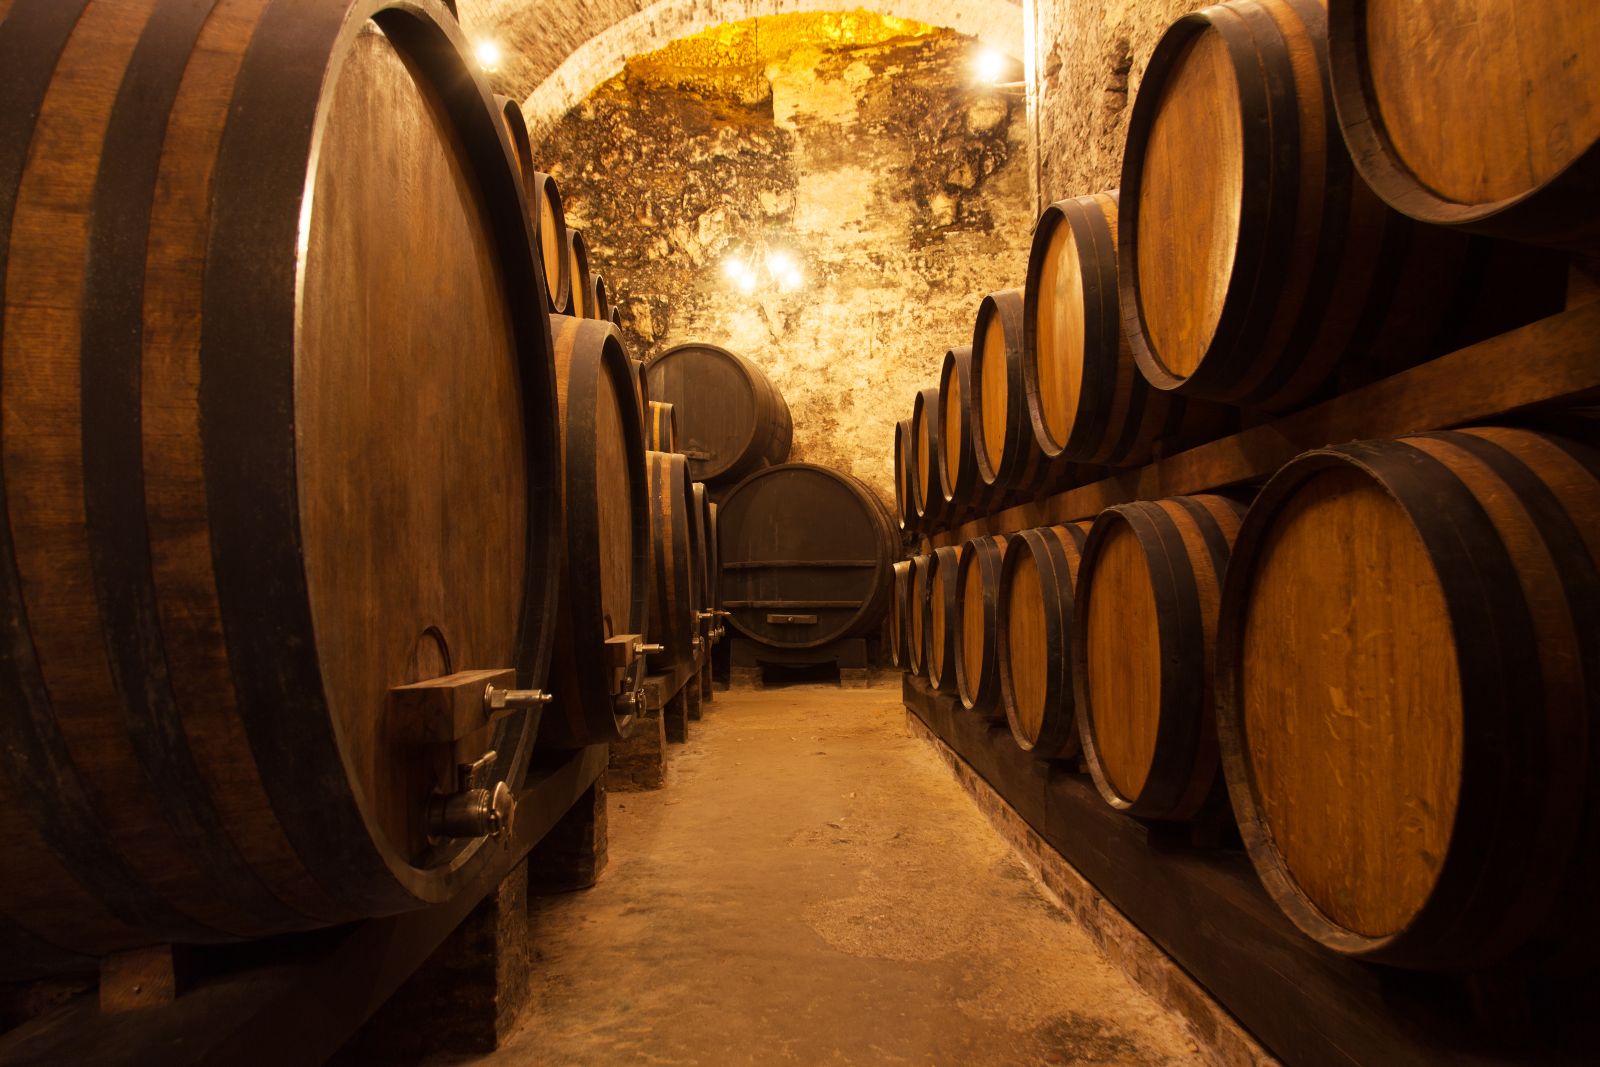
left=893, top=0, right=1575, bottom=541
left=894, top=0, right=1600, bottom=979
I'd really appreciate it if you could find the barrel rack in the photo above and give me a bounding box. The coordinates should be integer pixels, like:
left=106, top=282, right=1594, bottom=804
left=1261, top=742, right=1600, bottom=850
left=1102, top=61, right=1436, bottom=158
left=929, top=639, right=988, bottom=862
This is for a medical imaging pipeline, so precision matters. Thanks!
left=905, top=298, right=1600, bottom=1066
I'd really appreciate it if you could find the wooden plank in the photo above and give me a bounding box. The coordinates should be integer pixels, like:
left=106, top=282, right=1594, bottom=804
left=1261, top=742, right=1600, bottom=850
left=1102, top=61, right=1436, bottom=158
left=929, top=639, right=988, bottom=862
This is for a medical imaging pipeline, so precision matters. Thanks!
left=926, top=302, right=1600, bottom=547
left=720, top=559, right=877, bottom=569
left=0, top=746, right=608, bottom=1067
left=902, top=675, right=1600, bottom=1067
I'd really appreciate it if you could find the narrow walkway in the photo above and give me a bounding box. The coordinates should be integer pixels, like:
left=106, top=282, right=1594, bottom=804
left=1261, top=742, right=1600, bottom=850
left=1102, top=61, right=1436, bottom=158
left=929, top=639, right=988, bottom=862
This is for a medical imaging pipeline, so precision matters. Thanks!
left=473, top=682, right=1203, bottom=1066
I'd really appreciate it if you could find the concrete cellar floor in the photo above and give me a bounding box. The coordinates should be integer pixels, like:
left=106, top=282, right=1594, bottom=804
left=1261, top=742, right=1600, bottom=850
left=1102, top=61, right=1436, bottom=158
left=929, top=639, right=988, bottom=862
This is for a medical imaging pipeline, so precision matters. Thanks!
left=463, top=680, right=1205, bottom=1066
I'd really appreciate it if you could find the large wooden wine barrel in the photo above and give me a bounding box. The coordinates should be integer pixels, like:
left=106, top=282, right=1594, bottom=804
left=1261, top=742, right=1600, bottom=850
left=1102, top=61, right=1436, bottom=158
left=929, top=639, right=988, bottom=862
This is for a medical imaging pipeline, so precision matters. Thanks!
left=971, top=289, right=1071, bottom=497
left=1024, top=192, right=1230, bottom=467
left=690, top=481, right=712, bottom=637
left=923, top=546, right=962, bottom=691
left=647, top=400, right=678, bottom=453
left=1327, top=1, right=1600, bottom=248
left=706, top=499, right=721, bottom=615
left=907, top=553, right=931, bottom=676
left=566, top=228, right=591, bottom=319
left=1073, top=496, right=1246, bottom=821
left=719, top=464, right=896, bottom=650
left=1119, top=0, right=1496, bottom=412
left=541, top=317, right=649, bottom=747
left=910, top=386, right=950, bottom=528
left=955, top=535, right=1007, bottom=718
left=937, top=345, right=1007, bottom=519
left=494, top=94, right=534, bottom=196
left=0, top=0, right=559, bottom=971
left=894, top=418, right=916, bottom=537
left=645, top=450, right=701, bottom=669
left=890, top=560, right=913, bottom=669
left=645, top=343, right=792, bottom=484
left=999, top=524, right=1090, bottom=760
left=530, top=171, right=569, bottom=314
left=1216, top=427, right=1600, bottom=970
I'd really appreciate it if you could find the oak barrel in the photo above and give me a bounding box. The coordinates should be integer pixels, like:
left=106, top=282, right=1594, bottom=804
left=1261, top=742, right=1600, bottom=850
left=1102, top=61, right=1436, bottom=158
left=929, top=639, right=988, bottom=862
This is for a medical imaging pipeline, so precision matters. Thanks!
left=647, top=400, right=678, bottom=453
left=1216, top=427, right=1600, bottom=969
left=1327, top=1, right=1600, bottom=248
left=719, top=464, right=896, bottom=650
left=936, top=345, right=1006, bottom=519
left=494, top=94, right=534, bottom=199
left=631, top=356, right=649, bottom=428
left=906, top=553, right=931, bottom=676
left=1119, top=0, right=1512, bottom=411
left=923, top=546, right=962, bottom=691
left=1073, top=496, right=1247, bottom=821
left=954, top=535, right=1007, bottom=718
left=645, top=342, right=792, bottom=484
left=645, top=450, right=701, bottom=669
left=541, top=316, right=649, bottom=747
left=998, top=524, right=1090, bottom=760
left=971, top=289, right=1070, bottom=497
left=894, top=418, right=917, bottom=536
left=890, top=560, right=913, bottom=669
left=0, top=0, right=559, bottom=968
left=1024, top=192, right=1229, bottom=467
left=591, top=273, right=611, bottom=322
left=691, top=481, right=712, bottom=638
left=566, top=227, right=591, bottom=319
left=910, top=386, right=950, bottom=528
left=530, top=171, right=569, bottom=314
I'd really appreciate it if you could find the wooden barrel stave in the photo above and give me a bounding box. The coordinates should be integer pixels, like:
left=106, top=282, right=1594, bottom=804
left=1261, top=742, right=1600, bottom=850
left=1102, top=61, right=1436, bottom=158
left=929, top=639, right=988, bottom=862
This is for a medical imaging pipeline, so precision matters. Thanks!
left=924, top=545, right=962, bottom=691
left=1073, top=495, right=1246, bottom=821
left=954, top=535, right=1007, bottom=717
left=998, top=524, right=1090, bottom=759
left=646, top=343, right=791, bottom=485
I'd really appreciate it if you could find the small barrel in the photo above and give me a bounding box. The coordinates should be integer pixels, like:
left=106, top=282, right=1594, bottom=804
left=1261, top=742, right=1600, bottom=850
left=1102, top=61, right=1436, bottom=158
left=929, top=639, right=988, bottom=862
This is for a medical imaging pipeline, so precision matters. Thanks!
left=718, top=464, right=896, bottom=650
left=566, top=228, right=591, bottom=319
left=592, top=274, right=611, bottom=321
left=894, top=418, right=917, bottom=537
left=494, top=94, right=535, bottom=198
left=955, top=536, right=1008, bottom=718
left=910, top=387, right=950, bottom=529
left=645, top=451, right=702, bottom=669
left=923, top=546, right=962, bottom=691
left=998, top=524, right=1090, bottom=759
left=937, top=346, right=1007, bottom=519
left=890, top=560, right=913, bottom=669
left=542, top=317, right=650, bottom=746
left=647, top=400, right=678, bottom=453
left=1327, top=1, right=1600, bottom=248
left=1024, top=191, right=1230, bottom=467
left=1216, top=427, right=1600, bottom=970
left=610, top=305, right=623, bottom=329
left=530, top=171, right=570, bottom=314
left=971, top=289, right=1069, bottom=498
left=646, top=343, right=792, bottom=484
left=907, top=553, right=931, bottom=676
left=1073, top=495, right=1247, bottom=821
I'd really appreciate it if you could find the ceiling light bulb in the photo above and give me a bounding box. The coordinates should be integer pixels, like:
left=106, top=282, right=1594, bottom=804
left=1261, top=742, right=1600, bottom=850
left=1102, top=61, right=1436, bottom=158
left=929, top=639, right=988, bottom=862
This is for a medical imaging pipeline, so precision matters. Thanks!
left=783, top=268, right=803, bottom=291
left=475, top=40, right=502, bottom=72
left=974, top=48, right=1006, bottom=85
left=723, top=257, right=745, bottom=280
left=737, top=270, right=758, bottom=294
left=766, top=251, right=793, bottom=276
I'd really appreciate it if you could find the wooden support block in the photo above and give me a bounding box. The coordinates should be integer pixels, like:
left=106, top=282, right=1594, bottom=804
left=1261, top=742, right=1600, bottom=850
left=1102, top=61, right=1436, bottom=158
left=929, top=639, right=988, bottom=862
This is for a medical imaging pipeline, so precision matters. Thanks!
left=388, top=667, right=518, bottom=744
left=99, top=945, right=175, bottom=1014
left=686, top=676, right=703, bottom=722
left=528, top=779, right=608, bottom=894
left=730, top=666, right=762, bottom=689
left=663, top=688, right=690, bottom=743
left=839, top=668, right=872, bottom=689
left=700, top=662, right=713, bottom=703
left=607, top=710, right=666, bottom=791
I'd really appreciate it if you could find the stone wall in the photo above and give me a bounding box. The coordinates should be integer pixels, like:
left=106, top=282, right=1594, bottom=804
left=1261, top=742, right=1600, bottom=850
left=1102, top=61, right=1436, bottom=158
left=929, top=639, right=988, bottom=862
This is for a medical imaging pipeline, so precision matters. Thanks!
left=532, top=13, right=1034, bottom=505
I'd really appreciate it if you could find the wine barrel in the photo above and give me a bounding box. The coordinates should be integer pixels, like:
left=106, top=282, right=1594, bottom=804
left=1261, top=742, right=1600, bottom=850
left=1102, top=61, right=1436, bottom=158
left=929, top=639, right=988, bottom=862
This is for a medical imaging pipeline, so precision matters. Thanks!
left=907, top=553, right=931, bottom=676
left=592, top=273, right=611, bottom=322
left=0, top=0, right=558, bottom=969
left=566, top=227, right=591, bottom=319
left=955, top=535, right=1007, bottom=717
left=910, top=386, right=950, bottom=528
left=719, top=464, right=896, bottom=650
left=494, top=94, right=534, bottom=198
left=1073, top=495, right=1247, bottom=820
left=541, top=316, right=649, bottom=747
left=610, top=305, right=623, bottom=329
left=890, top=560, right=913, bottom=669
left=645, top=450, right=701, bottom=668
left=690, top=481, right=712, bottom=637
left=1327, top=1, right=1600, bottom=248
left=1216, top=427, right=1600, bottom=970
left=971, top=289, right=1071, bottom=497
left=1119, top=0, right=1488, bottom=412
left=645, top=343, right=792, bottom=484
left=923, top=545, right=962, bottom=691
left=1024, top=192, right=1230, bottom=467
left=894, top=418, right=917, bottom=536
left=706, top=499, right=721, bottom=614
left=998, top=524, right=1090, bottom=760
left=936, top=346, right=1007, bottom=519
left=631, top=357, right=649, bottom=428
left=530, top=171, right=569, bottom=314
left=647, top=400, right=678, bottom=453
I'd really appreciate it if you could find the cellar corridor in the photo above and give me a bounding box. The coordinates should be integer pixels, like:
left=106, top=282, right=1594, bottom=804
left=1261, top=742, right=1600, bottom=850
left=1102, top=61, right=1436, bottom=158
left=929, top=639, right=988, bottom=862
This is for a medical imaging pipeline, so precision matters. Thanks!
left=467, top=683, right=1200, bottom=1066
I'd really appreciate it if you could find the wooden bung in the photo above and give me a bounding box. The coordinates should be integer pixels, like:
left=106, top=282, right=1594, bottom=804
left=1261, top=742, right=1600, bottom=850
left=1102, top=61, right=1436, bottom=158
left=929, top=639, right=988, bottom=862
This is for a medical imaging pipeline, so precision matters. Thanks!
left=1216, top=426, right=1600, bottom=970
left=1118, top=0, right=1563, bottom=413
left=717, top=464, right=896, bottom=650
left=645, top=342, right=792, bottom=485
left=540, top=316, right=650, bottom=747
left=954, top=535, right=1008, bottom=718
left=1327, top=0, right=1600, bottom=248
left=924, top=545, right=963, bottom=692
left=1024, top=190, right=1230, bottom=467
left=1073, top=495, right=1247, bottom=821
left=0, top=0, right=557, bottom=969
left=998, top=524, right=1090, bottom=760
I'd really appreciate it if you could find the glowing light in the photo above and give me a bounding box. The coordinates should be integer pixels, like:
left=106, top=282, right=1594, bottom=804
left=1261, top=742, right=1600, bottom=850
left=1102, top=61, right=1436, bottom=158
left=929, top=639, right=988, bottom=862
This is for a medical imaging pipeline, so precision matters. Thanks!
left=766, top=250, right=794, bottom=276
left=475, top=39, right=503, bottom=72
left=723, top=257, right=746, bottom=280
left=781, top=267, right=804, bottom=291
left=974, top=47, right=1006, bottom=85
left=736, top=270, right=758, bottom=294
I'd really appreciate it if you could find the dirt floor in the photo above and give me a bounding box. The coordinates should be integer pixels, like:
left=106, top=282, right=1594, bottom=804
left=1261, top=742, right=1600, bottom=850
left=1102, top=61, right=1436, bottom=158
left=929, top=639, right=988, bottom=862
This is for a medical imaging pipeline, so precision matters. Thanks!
left=462, top=680, right=1204, bottom=1066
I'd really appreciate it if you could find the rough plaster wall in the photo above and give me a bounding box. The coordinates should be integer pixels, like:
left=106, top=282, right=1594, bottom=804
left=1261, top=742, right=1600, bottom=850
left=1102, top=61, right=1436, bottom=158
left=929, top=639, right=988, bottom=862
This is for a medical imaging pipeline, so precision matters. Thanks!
left=532, top=15, right=1034, bottom=506
left=1030, top=0, right=1208, bottom=204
